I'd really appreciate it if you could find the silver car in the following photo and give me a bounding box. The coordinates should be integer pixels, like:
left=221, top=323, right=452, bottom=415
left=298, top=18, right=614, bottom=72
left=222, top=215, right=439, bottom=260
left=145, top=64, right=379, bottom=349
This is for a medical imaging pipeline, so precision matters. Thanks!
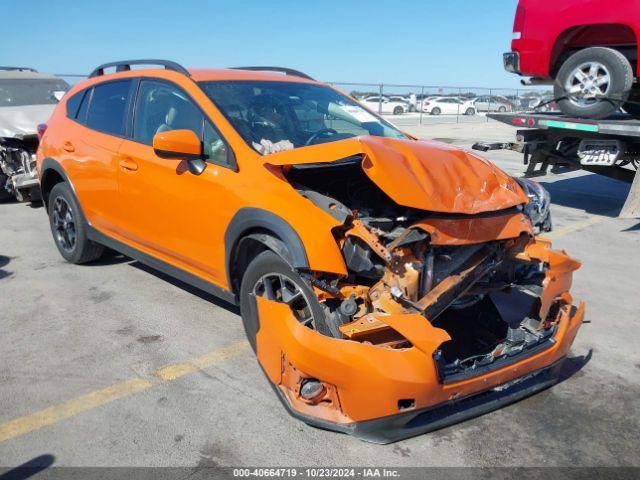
left=473, top=95, right=513, bottom=113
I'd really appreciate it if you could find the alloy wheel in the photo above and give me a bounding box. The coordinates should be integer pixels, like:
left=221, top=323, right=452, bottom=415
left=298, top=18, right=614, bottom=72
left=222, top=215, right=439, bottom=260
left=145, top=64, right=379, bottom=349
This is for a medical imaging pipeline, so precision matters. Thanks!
left=52, top=196, right=76, bottom=252
left=253, top=273, right=316, bottom=328
left=564, top=61, right=611, bottom=107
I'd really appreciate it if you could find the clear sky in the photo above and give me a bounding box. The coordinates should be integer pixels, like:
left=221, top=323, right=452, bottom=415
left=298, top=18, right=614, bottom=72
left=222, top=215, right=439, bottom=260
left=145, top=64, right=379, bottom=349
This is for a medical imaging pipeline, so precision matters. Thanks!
left=4, top=0, right=521, bottom=88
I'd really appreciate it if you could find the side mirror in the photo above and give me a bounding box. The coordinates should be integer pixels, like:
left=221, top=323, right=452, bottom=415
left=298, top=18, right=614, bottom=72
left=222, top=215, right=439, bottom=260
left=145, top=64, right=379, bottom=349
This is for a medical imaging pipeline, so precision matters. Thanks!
left=153, top=129, right=206, bottom=175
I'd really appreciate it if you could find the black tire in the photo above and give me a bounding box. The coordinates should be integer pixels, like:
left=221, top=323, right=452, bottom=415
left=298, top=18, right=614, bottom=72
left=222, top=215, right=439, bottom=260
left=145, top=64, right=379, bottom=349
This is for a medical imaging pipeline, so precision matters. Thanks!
left=623, top=87, right=640, bottom=116
left=554, top=47, right=633, bottom=119
left=431, top=107, right=441, bottom=115
left=0, top=174, right=13, bottom=202
left=48, top=182, right=104, bottom=264
left=465, top=107, right=475, bottom=116
left=392, top=106, right=404, bottom=115
left=239, top=250, right=339, bottom=351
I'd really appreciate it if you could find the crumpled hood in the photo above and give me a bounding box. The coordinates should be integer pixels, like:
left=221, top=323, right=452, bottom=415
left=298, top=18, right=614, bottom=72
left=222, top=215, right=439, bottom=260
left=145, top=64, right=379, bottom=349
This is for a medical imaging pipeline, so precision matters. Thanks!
left=264, top=136, right=528, bottom=214
left=0, top=105, right=55, bottom=138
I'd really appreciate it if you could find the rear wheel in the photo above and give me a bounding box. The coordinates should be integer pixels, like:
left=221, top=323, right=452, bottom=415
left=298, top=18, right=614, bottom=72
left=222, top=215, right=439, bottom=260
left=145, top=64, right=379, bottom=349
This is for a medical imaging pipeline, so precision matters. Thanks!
left=465, top=107, right=475, bottom=116
left=48, top=182, right=104, bottom=264
left=431, top=107, right=441, bottom=115
left=239, top=250, right=339, bottom=351
left=555, top=47, right=633, bottom=119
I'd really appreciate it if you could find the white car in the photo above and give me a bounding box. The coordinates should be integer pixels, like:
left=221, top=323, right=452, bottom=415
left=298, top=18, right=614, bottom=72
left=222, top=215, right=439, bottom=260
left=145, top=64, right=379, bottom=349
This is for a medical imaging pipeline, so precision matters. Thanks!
left=360, top=96, right=409, bottom=115
left=388, top=95, right=417, bottom=112
left=422, top=97, right=476, bottom=115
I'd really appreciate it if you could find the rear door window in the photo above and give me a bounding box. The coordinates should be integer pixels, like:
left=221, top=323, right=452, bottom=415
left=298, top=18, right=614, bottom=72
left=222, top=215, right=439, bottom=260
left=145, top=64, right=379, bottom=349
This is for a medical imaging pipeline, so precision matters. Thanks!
left=86, top=80, right=133, bottom=136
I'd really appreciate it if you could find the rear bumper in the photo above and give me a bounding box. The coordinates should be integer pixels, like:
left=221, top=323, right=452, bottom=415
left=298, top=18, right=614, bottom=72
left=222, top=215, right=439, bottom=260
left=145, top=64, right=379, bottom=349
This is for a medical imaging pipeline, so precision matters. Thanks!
left=503, top=51, right=521, bottom=74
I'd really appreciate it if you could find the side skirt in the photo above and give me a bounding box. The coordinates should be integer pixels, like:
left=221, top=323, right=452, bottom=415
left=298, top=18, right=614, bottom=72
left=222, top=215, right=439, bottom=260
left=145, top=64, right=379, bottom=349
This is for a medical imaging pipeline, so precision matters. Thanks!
left=87, top=226, right=238, bottom=306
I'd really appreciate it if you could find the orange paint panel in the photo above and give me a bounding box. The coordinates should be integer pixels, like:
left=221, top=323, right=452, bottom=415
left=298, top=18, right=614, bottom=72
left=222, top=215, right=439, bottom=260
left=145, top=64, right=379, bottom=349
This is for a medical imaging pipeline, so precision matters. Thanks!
left=255, top=291, right=583, bottom=423
left=413, top=212, right=534, bottom=245
left=265, top=136, right=528, bottom=215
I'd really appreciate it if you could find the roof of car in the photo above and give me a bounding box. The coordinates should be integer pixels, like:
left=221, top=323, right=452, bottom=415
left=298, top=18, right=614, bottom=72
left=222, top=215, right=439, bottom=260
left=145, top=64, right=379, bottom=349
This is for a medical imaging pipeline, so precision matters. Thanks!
left=0, top=70, right=62, bottom=80
left=187, top=68, right=317, bottom=83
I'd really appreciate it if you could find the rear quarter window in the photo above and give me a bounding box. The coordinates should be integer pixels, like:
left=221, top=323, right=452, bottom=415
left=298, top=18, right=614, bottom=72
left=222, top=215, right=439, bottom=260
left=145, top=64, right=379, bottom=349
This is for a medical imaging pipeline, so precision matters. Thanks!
left=66, top=90, right=85, bottom=118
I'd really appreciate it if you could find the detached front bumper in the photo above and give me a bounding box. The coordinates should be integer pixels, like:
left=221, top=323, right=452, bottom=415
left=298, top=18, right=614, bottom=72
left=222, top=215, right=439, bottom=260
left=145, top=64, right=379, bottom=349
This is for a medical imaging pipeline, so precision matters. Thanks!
left=253, top=240, right=584, bottom=443
left=274, top=357, right=567, bottom=444
left=503, top=51, right=521, bottom=74
left=256, top=297, right=584, bottom=443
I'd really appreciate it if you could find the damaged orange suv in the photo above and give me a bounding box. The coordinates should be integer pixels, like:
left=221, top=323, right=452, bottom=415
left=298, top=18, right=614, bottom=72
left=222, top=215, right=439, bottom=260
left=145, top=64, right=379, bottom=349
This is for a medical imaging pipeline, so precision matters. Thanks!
left=37, top=60, right=584, bottom=443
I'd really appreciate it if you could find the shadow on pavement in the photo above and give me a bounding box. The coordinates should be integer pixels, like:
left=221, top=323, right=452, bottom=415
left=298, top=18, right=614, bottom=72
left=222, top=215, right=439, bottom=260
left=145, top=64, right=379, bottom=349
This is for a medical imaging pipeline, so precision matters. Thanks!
left=0, top=255, right=12, bottom=280
left=538, top=173, right=630, bottom=217
left=0, top=454, right=55, bottom=480
left=558, top=349, right=592, bottom=382
left=84, top=249, right=132, bottom=267
left=131, top=261, right=240, bottom=314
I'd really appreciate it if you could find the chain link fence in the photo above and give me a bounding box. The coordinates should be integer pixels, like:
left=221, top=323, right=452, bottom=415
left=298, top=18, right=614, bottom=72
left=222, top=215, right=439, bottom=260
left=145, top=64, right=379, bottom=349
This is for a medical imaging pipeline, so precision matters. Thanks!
left=55, top=74, right=556, bottom=126
left=328, top=82, right=557, bottom=126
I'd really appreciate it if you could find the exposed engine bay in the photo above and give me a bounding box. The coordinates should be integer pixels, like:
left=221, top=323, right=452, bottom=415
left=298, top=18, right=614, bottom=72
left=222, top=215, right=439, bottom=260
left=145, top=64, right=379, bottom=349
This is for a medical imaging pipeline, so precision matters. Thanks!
left=281, top=155, right=568, bottom=381
left=0, top=134, right=41, bottom=202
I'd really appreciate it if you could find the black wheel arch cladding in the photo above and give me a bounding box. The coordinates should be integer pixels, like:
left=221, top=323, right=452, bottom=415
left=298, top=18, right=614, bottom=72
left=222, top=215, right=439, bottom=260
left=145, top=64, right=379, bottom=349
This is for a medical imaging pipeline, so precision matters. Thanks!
left=225, top=207, right=309, bottom=292
left=40, top=158, right=76, bottom=211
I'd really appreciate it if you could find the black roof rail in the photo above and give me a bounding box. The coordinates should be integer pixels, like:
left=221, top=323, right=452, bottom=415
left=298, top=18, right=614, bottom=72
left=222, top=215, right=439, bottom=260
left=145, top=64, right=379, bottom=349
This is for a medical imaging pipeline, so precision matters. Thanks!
left=89, top=59, right=190, bottom=78
left=0, top=66, right=38, bottom=72
left=230, top=66, right=314, bottom=81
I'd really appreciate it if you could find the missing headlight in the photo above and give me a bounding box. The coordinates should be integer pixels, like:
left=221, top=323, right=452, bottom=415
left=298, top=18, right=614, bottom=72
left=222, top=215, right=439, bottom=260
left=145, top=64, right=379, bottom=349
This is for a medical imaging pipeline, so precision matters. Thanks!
left=517, top=177, right=552, bottom=233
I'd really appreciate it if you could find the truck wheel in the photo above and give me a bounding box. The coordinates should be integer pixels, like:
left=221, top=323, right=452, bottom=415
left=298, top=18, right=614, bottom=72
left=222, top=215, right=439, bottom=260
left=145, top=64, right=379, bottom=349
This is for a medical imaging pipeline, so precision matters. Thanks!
left=0, top=174, right=13, bottom=202
left=623, top=87, right=640, bottom=116
left=48, top=182, right=104, bottom=264
left=239, top=250, right=340, bottom=351
left=555, top=47, right=633, bottom=119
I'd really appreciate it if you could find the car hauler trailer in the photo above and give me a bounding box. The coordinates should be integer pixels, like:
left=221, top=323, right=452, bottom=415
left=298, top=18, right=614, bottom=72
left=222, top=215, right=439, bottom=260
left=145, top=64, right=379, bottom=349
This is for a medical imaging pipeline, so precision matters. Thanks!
left=473, top=112, right=640, bottom=218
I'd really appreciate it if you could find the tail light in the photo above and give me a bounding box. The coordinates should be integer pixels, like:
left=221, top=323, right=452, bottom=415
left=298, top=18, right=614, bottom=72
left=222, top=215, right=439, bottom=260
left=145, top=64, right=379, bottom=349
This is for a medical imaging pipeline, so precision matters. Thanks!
left=513, top=4, right=526, bottom=37
left=37, top=123, right=47, bottom=141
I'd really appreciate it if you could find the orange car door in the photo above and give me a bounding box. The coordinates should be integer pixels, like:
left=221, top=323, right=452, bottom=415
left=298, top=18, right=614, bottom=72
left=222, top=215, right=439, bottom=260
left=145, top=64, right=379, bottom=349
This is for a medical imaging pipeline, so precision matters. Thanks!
left=115, top=78, right=238, bottom=286
left=65, top=80, right=135, bottom=234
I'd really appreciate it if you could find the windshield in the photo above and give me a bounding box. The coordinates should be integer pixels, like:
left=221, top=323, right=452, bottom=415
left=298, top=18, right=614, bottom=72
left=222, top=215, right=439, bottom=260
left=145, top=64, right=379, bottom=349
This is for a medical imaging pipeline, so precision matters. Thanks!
left=0, top=78, right=70, bottom=107
left=199, top=81, right=406, bottom=154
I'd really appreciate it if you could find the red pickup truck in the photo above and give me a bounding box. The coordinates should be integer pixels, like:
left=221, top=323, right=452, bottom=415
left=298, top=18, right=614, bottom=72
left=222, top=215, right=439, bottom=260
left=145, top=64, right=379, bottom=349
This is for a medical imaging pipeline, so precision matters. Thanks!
left=504, top=0, right=639, bottom=119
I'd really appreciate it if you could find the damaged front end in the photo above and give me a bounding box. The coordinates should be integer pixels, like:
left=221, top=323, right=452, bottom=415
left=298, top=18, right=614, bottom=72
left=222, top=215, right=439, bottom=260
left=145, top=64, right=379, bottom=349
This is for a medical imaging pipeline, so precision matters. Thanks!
left=0, top=134, right=41, bottom=202
left=253, top=137, right=584, bottom=443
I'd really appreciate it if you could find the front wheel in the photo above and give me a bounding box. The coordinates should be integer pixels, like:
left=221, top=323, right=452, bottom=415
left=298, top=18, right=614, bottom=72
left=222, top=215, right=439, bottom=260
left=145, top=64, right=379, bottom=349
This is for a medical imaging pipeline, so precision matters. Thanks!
left=431, top=107, right=441, bottom=115
left=239, top=251, right=341, bottom=351
left=465, top=107, right=475, bottom=116
left=0, top=174, right=13, bottom=202
left=392, top=106, right=404, bottom=115
left=48, top=182, right=104, bottom=264
left=555, top=47, right=633, bottom=119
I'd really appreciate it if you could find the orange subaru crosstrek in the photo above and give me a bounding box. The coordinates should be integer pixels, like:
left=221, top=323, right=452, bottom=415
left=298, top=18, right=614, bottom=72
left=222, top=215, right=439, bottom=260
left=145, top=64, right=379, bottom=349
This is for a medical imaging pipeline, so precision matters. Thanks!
left=37, top=60, right=584, bottom=443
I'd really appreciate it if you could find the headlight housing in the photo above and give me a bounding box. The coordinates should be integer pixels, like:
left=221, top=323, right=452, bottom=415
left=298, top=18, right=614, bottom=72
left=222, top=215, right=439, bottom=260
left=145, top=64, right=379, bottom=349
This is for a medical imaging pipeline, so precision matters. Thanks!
left=517, top=177, right=552, bottom=233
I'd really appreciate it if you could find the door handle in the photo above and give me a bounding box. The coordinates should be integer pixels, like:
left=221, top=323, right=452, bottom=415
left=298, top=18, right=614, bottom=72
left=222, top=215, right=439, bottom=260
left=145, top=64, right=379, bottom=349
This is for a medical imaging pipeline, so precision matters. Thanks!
left=119, top=157, right=138, bottom=172
left=63, top=141, right=75, bottom=152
